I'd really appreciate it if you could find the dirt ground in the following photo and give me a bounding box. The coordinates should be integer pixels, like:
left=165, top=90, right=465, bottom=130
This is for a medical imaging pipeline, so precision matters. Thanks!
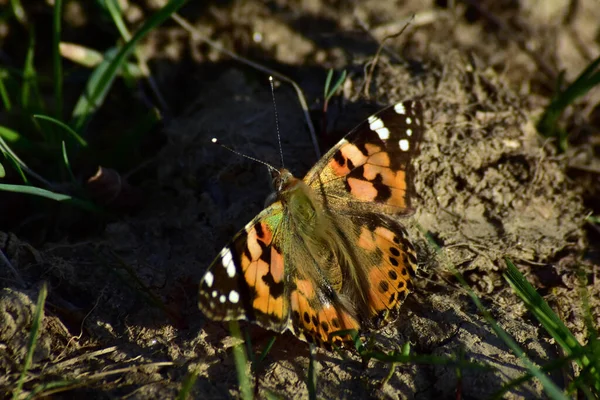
left=1, top=0, right=600, bottom=399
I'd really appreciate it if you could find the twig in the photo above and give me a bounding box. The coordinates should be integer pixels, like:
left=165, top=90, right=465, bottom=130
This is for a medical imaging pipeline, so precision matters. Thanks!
left=171, top=13, right=321, bottom=159
left=0, top=248, right=26, bottom=287
left=362, top=15, right=414, bottom=98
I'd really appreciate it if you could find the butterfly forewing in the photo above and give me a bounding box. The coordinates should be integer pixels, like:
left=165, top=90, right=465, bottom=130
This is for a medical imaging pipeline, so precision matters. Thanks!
left=305, top=100, right=423, bottom=214
left=198, top=202, right=291, bottom=333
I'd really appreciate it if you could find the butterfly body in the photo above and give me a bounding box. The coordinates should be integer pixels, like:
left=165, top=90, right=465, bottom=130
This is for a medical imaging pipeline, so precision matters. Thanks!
left=199, top=101, right=423, bottom=348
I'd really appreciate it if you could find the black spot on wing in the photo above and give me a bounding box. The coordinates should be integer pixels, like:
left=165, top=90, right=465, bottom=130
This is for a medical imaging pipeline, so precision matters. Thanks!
left=262, top=272, right=285, bottom=299
left=372, top=174, right=392, bottom=202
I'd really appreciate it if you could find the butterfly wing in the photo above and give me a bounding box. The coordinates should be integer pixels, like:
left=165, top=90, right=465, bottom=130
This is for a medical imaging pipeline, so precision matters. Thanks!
left=302, top=100, right=423, bottom=326
left=304, top=100, right=423, bottom=215
left=199, top=197, right=362, bottom=346
left=287, top=261, right=362, bottom=348
left=198, top=202, right=291, bottom=333
left=345, top=212, right=418, bottom=326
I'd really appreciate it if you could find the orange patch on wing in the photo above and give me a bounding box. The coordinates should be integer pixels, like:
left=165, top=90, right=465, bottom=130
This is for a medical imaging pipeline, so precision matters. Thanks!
left=250, top=258, right=285, bottom=317
left=364, top=226, right=413, bottom=317
left=367, top=264, right=395, bottom=313
left=364, top=143, right=381, bottom=155
left=341, top=144, right=368, bottom=168
left=374, top=226, right=396, bottom=243
left=291, top=288, right=360, bottom=344
left=315, top=303, right=360, bottom=343
left=295, top=279, right=316, bottom=298
left=387, top=188, right=407, bottom=207
left=369, top=152, right=391, bottom=167
left=347, top=177, right=377, bottom=201
left=329, top=156, right=351, bottom=177
left=362, top=165, right=407, bottom=190
left=246, top=222, right=273, bottom=260
left=357, top=227, right=377, bottom=251
left=270, top=247, right=284, bottom=283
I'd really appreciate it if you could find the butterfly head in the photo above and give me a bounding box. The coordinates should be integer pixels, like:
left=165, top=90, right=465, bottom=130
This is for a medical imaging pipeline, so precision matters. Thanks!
left=271, top=168, right=296, bottom=192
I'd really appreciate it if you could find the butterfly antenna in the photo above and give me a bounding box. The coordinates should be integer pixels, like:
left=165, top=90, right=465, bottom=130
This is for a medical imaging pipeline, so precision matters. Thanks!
left=211, top=138, right=279, bottom=175
left=269, top=76, right=285, bottom=169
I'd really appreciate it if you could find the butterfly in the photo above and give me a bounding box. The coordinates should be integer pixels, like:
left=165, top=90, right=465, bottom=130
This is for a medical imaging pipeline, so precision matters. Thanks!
left=199, top=101, right=423, bottom=349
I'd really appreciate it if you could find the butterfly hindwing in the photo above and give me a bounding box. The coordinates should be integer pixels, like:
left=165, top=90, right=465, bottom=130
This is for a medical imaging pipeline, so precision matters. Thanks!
left=288, top=270, right=361, bottom=348
left=350, top=212, right=418, bottom=326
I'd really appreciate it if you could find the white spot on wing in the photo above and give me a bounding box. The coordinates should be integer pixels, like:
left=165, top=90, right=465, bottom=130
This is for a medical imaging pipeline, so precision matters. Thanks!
left=368, top=116, right=384, bottom=131
left=229, top=290, right=240, bottom=303
left=399, top=139, right=410, bottom=151
left=369, top=116, right=390, bottom=139
left=227, top=264, right=235, bottom=278
left=219, top=295, right=226, bottom=303
left=220, top=247, right=236, bottom=278
left=376, top=127, right=390, bottom=140
left=406, top=129, right=412, bottom=137
left=212, top=290, right=218, bottom=298
left=204, top=271, right=214, bottom=287
left=394, top=102, right=406, bottom=114
left=406, top=117, right=412, bottom=124
left=220, top=247, right=233, bottom=266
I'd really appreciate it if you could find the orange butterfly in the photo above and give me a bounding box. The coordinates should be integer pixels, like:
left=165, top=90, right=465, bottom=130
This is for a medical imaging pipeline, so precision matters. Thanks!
left=199, top=101, right=422, bottom=348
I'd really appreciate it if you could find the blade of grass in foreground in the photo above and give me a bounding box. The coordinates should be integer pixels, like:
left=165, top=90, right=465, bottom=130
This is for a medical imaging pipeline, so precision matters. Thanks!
left=0, top=183, right=100, bottom=213
left=176, top=370, right=198, bottom=400
left=21, top=27, right=46, bottom=118
left=420, top=227, right=568, bottom=399
left=33, top=114, right=88, bottom=147
left=229, top=320, right=253, bottom=400
left=71, top=0, right=186, bottom=131
left=0, top=68, right=13, bottom=110
left=504, top=258, right=600, bottom=390
left=52, top=0, right=64, bottom=119
left=0, top=133, right=28, bottom=183
left=537, top=54, right=600, bottom=150
left=12, top=283, right=48, bottom=400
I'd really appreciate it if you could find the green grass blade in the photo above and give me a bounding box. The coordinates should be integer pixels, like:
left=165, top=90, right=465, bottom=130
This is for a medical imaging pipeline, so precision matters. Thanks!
left=52, top=0, right=64, bottom=119
left=0, top=161, right=5, bottom=178
left=71, top=0, right=186, bottom=131
left=0, top=183, right=100, bottom=212
left=104, top=0, right=129, bottom=40
left=420, top=227, right=568, bottom=399
left=504, top=258, right=600, bottom=392
left=0, top=132, right=27, bottom=182
left=257, top=336, right=276, bottom=364
left=537, top=54, right=600, bottom=146
left=9, top=0, right=26, bottom=24
left=324, top=69, right=346, bottom=102
left=33, top=114, right=88, bottom=147
left=176, top=370, right=198, bottom=400
left=61, top=141, right=76, bottom=184
left=229, top=320, right=253, bottom=400
left=504, top=259, right=588, bottom=361
left=12, top=283, right=48, bottom=400
left=21, top=28, right=37, bottom=111
left=25, top=379, right=82, bottom=399
left=324, top=69, right=333, bottom=99
left=0, top=68, right=13, bottom=110
left=493, top=349, right=592, bottom=399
